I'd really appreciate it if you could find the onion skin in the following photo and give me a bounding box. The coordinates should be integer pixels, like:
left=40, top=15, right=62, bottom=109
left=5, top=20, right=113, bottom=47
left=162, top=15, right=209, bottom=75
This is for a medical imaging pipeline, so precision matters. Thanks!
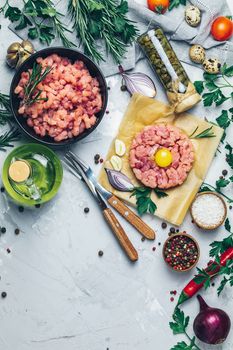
left=193, top=295, right=231, bottom=345
left=105, top=168, right=134, bottom=192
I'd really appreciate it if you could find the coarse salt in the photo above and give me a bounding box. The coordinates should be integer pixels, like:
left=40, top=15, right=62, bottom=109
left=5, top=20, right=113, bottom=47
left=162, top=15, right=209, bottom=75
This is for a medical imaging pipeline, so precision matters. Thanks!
left=191, top=193, right=226, bottom=229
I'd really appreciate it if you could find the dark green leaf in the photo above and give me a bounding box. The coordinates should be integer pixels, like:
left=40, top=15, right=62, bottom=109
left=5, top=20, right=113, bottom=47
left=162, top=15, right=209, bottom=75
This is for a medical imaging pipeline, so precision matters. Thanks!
left=41, top=7, right=57, bottom=17
left=199, top=185, right=213, bottom=193
left=15, top=15, right=32, bottom=30
left=225, top=144, right=233, bottom=169
left=216, top=110, right=230, bottom=129
left=216, top=178, right=230, bottom=189
left=117, top=0, right=128, bottom=14
left=203, top=72, right=218, bottom=81
left=5, top=5, right=21, bottom=22
left=225, top=218, right=231, bottom=233
left=154, top=189, right=168, bottom=198
left=217, top=276, right=229, bottom=296
left=205, top=81, right=218, bottom=91
left=194, top=81, right=204, bottom=94
left=203, top=91, right=218, bottom=107
left=28, top=27, right=39, bottom=40
left=224, top=65, right=233, bottom=77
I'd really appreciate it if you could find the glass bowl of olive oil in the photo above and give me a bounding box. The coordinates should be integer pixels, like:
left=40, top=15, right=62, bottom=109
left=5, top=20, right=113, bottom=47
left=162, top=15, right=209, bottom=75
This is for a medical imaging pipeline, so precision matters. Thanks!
left=2, top=144, right=63, bottom=206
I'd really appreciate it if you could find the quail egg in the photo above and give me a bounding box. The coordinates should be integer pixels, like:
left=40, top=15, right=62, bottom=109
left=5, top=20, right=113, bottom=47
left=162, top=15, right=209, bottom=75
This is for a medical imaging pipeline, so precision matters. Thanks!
left=185, top=6, right=201, bottom=27
left=203, top=58, right=221, bottom=74
left=189, top=45, right=206, bottom=64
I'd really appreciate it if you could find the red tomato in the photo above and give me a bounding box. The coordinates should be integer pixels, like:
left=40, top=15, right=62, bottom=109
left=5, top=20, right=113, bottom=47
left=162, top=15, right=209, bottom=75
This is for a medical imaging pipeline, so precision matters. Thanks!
left=147, top=0, right=170, bottom=14
left=211, top=16, right=233, bottom=41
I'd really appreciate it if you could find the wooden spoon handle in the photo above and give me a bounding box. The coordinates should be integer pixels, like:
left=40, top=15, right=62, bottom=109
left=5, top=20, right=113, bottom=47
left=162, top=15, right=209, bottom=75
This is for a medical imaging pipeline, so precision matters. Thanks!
left=103, top=208, right=138, bottom=262
left=108, top=195, right=156, bottom=240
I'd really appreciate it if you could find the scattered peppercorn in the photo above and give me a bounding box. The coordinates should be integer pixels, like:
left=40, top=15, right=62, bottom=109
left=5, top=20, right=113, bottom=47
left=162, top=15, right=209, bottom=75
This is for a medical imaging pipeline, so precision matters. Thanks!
left=94, top=154, right=100, bottom=161
left=106, top=110, right=109, bottom=114
left=98, top=250, right=104, bottom=257
left=173, top=290, right=177, bottom=295
left=229, top=206, right=232, bottom=210
left=152, top=247, right=156, bottom=251
left=141, top=237, right=146, bottom=242
left=35, top=204, right=41, bottom=208
left=158, top=242, right=161, bottom=246
left=84, top=207, right=90, bottom=214
left=100, top=158, right=104, bottom=163
left=161, top=222, right=167, bottom=229
left=1, top=227, right=6, bottom=234
left=15, top=228, right=20, bottom=235
left=176, top=229, right=179, bottom=233
left=121, top=85, right=127, bottom=91
left=1, top=292, right=7, bottom=298
left=222, top=169, right=228, bottom=176
left=6, top=248, right=11, bottom=254
left=95, top=159, right=99, bottom=164
left=18, top=206, right=24, bottom=213
left=170, top=227, right=176, bottom=234
left=191, top=219, right=194, bottom=223
left=0, top=187, right=5, bottom=193
left=219, top=176, right=224, bottom=179
left=107, top=86, right=111, bottom=90
left=212, top=282, right=215, bottom=287
left=170, top=297, right=174, bottom=302
left=163, top=234, right=199, bottom=271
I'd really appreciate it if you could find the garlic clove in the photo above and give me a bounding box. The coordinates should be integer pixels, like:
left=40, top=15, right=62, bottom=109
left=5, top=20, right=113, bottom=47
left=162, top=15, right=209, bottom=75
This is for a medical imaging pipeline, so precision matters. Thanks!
left=22, top=40, right=34, bottom=54
left=6, top=53, right=19, bottom=68
left=115, top=139, right=126, bottom=157
left=16, top=53, right=31, bottom=68
left=7, top=42, right=21, bottom=54
left=110, top=155, right=123, bottom=171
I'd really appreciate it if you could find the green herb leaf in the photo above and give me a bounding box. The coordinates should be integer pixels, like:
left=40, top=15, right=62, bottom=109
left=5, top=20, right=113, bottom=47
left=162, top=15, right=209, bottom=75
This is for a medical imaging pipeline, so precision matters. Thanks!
left=216, top=110, right=231, bottom=129
left=216, top=178, right=230, bottom=190
left=0, top=128, right=21, bottom=151
left=217, top=276, right=229, bottom=296
left=5, top=5, right=21, bottom=22
left=130, top=187, right=157, bottom=216
left=225, top=218, right=231, bottom=233
left=190, top=126, right=216, bottom=139
left=154, top=189, right=168, bottom=198
left=194, top=81, right=204, bottom=94
left=225, top=144, right=233, bottom=169
left=169, top=0, right=186, bottom=11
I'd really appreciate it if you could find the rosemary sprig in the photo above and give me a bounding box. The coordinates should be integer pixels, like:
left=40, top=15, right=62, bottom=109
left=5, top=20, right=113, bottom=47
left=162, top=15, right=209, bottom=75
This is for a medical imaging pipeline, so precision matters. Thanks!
left=189, top=125, right=216, bottom=139
left=23, top=63, right=52, bottom=106
left=0, top=93, right=13, bottom=125
left=68, top=0, right=138, bottom=63
left=0, top=128, right=21, bottom=151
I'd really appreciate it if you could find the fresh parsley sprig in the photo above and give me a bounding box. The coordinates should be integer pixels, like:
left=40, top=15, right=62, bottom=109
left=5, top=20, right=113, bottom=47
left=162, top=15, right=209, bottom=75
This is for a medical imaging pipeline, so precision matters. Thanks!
left=199, top=180, right=233, bottom=203
left=225, top=143, right=233, bottom=170
left=3, top=0, right=75, bottom=47
left=68, top=0, right=138, bottom=63
left=194, top=219, right=233, bottom=296
left=169, top=307, right=201, bottom=350
left=169, top=0, right=187, bottom=11
left=194, top=64, right=233, bottom=107
left=130, top=187, right=168, bottom=216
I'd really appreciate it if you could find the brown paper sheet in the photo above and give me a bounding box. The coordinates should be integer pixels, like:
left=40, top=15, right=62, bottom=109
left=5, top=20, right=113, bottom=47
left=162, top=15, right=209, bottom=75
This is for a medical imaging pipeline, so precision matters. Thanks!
left=99, top=94, right=223, bottom=226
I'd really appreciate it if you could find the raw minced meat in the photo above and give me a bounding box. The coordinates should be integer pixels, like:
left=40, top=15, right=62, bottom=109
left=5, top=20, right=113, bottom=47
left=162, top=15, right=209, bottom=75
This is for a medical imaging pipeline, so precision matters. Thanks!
left=14, top=54, right=102, bottom=142
left=129, top=124, right=194, bottom=189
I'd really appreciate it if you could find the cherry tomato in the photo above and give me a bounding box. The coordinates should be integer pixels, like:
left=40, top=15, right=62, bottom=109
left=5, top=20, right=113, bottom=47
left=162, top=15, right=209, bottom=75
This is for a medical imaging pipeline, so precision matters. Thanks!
left=147, top=0, right=170, bottom=14
left=211, top=17, right=233, bottom=41
left=154, top=148, right=173, bottom=168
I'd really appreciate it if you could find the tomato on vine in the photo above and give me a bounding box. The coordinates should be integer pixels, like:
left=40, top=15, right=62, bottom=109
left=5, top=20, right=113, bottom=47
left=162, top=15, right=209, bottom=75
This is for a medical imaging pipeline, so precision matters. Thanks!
left=211, top=16, right=233, bottom=41
left=147, top=0, right=170, bottom=14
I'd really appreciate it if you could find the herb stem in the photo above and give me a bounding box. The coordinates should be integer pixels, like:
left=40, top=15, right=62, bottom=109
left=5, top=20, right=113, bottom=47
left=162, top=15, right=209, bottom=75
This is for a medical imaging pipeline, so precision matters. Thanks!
left=184, top=331, right=201, bottom=350
left=203, top=182, right=233, bottom=203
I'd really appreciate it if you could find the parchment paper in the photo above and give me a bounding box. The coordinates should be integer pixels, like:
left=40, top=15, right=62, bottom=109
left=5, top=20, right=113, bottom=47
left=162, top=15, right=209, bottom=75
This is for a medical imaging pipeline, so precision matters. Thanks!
left=99, top=94, right=223, bottom=226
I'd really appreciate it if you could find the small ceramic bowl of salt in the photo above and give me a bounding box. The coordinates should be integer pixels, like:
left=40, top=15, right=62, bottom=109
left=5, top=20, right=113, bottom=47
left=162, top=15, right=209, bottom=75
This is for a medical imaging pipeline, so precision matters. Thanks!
left=191, top=192, right=227, bottom=230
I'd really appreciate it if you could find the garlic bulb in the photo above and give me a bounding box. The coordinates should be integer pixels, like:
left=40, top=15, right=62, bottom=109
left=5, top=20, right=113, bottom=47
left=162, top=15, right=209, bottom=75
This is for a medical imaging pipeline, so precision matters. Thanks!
left=6, top=40, right=34, bottom=69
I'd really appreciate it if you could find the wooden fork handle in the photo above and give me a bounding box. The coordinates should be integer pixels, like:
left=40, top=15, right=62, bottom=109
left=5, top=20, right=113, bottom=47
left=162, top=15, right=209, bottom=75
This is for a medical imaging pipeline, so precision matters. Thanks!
left=103, top=208, right=138, bottom=262
left=108, top=195, right=156, bottom=240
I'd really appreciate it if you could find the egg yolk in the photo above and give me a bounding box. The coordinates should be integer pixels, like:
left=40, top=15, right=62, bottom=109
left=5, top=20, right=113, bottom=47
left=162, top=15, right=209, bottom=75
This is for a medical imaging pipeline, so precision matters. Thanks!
left=154, top=148, right=173, bottom=168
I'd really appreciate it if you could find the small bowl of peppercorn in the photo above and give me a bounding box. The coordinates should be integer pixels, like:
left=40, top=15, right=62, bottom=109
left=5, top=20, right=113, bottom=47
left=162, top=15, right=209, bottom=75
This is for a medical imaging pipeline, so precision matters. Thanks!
left=163, top=232, right=200, bottom=272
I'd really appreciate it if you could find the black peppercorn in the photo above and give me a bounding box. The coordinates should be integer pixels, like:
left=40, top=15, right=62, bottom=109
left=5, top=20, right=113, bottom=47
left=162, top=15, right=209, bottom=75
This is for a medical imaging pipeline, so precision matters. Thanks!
left=84, top=207, right=90, bottom=213
left=35, top=204, right=41, bottom=208
left=1, top=292, right=7, bottom=298
left=121, top=85, right=127, bottom=91
left=222, top=169, right=228, bottom=176
left=18, top=206, right=24, bottom=213
left=15, top=228, right=20, bottom=235
left=161, top=222, right=167, bottom=229
left=98, top=250, right=104, bottom=257
left=0, top=187, right=5, bottom=193
left=1, top=227, right=6, bottom=234
left=170, top=227, right=176, bottom=234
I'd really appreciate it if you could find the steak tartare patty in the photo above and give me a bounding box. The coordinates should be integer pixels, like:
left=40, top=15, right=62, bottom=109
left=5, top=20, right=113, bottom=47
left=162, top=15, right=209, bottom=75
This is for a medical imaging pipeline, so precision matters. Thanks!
left=14, top=54, right=102, bottom=142
left=129, top=124, right=194, bottom=189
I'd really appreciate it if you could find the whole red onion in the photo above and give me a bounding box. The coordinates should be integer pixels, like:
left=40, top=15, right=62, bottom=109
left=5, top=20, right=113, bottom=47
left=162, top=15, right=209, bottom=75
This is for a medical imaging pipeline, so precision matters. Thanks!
left=193, top=295, right=231, bottom=345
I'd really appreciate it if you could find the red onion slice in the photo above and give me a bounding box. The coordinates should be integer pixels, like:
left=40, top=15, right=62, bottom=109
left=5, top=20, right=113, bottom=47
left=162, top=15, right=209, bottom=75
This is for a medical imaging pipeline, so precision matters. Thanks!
left=105, top=168, right=134, bottom=192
